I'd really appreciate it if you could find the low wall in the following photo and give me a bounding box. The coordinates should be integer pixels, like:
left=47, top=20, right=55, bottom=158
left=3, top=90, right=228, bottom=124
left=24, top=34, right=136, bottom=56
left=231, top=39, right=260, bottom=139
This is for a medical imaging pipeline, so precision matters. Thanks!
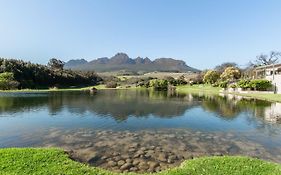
left=220, top=88, right=274, bottom=94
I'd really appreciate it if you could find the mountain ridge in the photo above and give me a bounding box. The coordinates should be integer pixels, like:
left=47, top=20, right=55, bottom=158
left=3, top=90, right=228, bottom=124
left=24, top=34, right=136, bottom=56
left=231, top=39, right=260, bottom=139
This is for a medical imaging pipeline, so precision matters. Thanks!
left=65, top=53, right=199, bottom=73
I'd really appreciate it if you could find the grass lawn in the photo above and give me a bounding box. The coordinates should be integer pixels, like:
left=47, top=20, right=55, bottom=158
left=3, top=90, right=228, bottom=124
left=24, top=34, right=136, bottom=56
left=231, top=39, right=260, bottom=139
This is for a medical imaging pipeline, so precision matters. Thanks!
left=176, top=84, right=221, bottom=94
left=231, top=93, right=281, bottom=103
left=1, top=84, right=280, bottom=103
left=0, top=148, right=280, bottom=175
left=0, top=84, right=143, bottom=93
left=176, top=85, right=281, bottom=103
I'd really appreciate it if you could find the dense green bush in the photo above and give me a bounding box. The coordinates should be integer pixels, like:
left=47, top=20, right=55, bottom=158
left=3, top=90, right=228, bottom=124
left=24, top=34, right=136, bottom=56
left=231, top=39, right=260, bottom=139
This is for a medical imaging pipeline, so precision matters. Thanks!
left=237, top=79, right=251, bottom=89
left=229, top=83, right=237, bottom=88
left=203, top=70, right=220, bottom=84
left=163, top=76, right=177, bottom=86
left=0, top=58, right=101, bottom=89
left=136, top=77, right=155, bottom=88
left=249, top=79, right=272, bottom=91
left=0, top=72, right=19, bottom=90
left=220, top=67, right=241, bottom=81
left=149, top=79, right=168, bottom=90
left=216, top=80, right=228, bottom=88
left=176, top=75, right=188, bottom=85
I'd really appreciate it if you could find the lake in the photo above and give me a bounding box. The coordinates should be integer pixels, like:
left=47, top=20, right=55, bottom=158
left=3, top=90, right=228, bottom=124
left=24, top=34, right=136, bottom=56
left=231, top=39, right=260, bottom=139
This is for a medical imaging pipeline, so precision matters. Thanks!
left=0, top=90, right=281, bottom=173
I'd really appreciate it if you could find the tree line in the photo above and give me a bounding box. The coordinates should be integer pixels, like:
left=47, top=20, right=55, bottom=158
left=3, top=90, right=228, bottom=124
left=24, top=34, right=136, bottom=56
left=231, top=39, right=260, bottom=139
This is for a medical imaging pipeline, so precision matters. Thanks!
left=0, top=58, right=101, bottom=90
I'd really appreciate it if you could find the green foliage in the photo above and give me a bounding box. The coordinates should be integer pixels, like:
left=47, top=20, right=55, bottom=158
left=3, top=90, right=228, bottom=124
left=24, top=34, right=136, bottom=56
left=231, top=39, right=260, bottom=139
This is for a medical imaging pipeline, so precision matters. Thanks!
left=177, top=75, right=187, bottom=85
left=220, top=67, right=241, bottom=81
left=237, top=79, right=251, bottom=89
left=214, top=80, right=228, bottom=88
left=203, top=70, right=220, bottom=84
left=215, top=62, right=238, bottom=73
left=0, top=148, right=280, bottom=175
left=0, top=58, right=101, bottom=89
left=162, top=75, right=187, bottom=86
left=48, top=58, right=64, bottom=70
left=228, top=83, right=237, bottom=88
left=163, top=76, right=177, bottom=85
left=0, top=72, right=19, bottom=90
left=249, top=79, right=272, bottom=91
left=105, top=81, right=118, bottom=88
left=0, top=72, right=14, bottom=81
left=149, top=79, right=168, bottom=90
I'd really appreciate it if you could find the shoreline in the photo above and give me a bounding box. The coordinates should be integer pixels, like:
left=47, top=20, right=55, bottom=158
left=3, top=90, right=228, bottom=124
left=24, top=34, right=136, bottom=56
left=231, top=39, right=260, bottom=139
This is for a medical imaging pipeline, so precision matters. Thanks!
left=1, top=84, right=281, bottom=103
left=0, top=148, right=280, bottom=175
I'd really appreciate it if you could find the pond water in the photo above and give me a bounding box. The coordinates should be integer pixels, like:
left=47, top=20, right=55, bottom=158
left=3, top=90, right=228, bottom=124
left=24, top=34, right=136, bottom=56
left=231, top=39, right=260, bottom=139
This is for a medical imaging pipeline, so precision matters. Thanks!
left=0, top=90, right=281, bottom=173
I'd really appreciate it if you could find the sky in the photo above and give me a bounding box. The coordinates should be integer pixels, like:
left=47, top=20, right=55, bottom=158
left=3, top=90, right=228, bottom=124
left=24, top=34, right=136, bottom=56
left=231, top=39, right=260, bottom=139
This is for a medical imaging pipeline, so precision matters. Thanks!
left=0, top=0, right=281, bottom=69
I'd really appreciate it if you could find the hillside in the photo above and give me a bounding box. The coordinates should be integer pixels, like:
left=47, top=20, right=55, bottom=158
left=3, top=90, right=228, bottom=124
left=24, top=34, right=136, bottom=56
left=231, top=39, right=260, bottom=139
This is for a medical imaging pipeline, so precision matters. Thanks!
left=64, top=53, right=199, bottom=73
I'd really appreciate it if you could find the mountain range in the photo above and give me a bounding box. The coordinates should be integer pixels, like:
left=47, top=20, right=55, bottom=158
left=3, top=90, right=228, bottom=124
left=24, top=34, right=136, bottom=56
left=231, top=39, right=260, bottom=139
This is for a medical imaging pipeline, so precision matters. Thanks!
left=64, top=53, right=199, bottom=73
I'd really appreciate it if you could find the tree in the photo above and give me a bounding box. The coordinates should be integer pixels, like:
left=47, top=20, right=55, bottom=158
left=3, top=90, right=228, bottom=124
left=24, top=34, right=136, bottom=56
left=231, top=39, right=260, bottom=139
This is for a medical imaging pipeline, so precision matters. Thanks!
left=163, top=76, right=177, bottom=86
left=0, top=58, right=101, bottom=89
left=149, top=79, right=168, bottom=90
left=48, top=58, right=64, bottom=70
left=177, top=75, right=187, bottom=85
left=203, top=70, right=220, bottom=84
left=0, top=72, right=19, bottom=90
left=215, top=62, right=238, bottom=73
left=220, top=67, right=241, bottom=81
left=255, top=51, right=280, bottom=66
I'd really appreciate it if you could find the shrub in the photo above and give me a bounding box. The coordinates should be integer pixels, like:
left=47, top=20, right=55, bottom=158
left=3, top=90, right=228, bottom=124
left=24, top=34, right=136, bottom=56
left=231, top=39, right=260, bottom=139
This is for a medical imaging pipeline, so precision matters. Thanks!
left=163, top=76, right=178, bottom=86
left=249, top=79, right=272, bottom=91
left=203, top=70, right=220, bottom=84
left=237, top=79, right=251, bottom=89
left=149, top=79, right=168, bottom=90
left=218, top=80, right=228, bottom=88
left=105, top=81, right=117, bottom=88
left=220, top=67, right=241, bottom=81
left=229, top=83, right=237, bottom=88
left=0, top=72, right=19, bottom=90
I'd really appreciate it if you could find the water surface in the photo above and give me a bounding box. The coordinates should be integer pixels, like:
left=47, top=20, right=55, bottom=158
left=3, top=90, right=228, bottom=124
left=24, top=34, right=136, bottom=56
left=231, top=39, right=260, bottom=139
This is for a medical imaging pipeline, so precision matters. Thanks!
left=0, top=90, right=281, bottom=173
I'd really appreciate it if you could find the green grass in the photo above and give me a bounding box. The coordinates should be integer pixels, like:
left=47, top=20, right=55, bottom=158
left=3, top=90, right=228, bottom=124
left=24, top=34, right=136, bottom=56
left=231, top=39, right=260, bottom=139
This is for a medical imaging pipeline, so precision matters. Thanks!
left=0, top=87, right=89, bottom=93
left=0, top=84, right=143, bottom=93
left=176, top=84, right=221, bottom=94
left=176, top=85, right=281, bottom=103
left=0, top=148, right=280, bottom=175
left=230, top=93, right=281, bottom=103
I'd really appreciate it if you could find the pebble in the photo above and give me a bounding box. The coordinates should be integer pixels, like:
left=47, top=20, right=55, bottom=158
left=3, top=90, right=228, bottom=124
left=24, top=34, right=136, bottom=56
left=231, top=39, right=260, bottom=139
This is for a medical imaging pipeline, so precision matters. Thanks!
left=55, top=129, right=280, bottom=173
left=107, top=161, right=117, bottom=167
left=117, top=160, right=125, bottom=166
left=120, top=163, right=132, bottom=170
left=158, top=153, right=167, bottom=162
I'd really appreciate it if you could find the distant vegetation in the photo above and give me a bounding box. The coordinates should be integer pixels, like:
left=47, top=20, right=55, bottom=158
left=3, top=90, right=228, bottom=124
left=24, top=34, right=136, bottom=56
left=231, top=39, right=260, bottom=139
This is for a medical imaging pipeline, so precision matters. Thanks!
left=1, top=51, right=279, bottom=91
left=0, top=58, right=101, bottom=90
left=200, top=51, right=280, bottom=91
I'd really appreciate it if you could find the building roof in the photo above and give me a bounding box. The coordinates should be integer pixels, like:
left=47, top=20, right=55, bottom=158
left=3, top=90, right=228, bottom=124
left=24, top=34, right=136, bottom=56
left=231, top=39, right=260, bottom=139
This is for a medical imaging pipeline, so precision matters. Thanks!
left=254, top=63, right=281, bottom=70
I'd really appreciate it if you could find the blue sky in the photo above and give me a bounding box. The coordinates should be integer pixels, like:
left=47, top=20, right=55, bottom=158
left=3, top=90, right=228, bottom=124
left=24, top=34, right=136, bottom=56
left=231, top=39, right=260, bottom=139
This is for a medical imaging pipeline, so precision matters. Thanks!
left=0, top=0, right=280, bottom=69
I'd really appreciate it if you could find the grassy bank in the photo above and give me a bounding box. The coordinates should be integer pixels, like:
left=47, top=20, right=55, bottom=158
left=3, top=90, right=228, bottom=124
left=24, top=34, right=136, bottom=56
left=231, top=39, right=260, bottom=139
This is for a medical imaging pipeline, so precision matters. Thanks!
left=176, top=84, right=221, bottom=94
left=1, top=84, right=281, bottom=103
left=176, top=85, right=281, bottom=103
left=230, top=93, right=281, bottom=103
left=0, top=148, right=280, bottom=175
left=0, top=84, right=143, bottom=93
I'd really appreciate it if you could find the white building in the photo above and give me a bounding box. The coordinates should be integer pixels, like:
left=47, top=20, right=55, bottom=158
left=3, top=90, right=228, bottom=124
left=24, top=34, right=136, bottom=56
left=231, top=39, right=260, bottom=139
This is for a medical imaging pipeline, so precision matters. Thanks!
left=254, top=64, right=281, bottom=94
